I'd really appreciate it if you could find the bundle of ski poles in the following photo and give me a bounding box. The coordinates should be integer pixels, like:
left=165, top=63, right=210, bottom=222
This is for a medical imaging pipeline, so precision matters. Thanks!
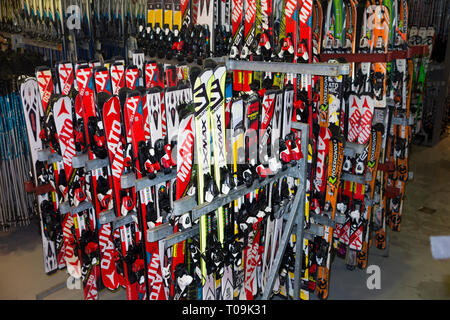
left=0, top=66, right=35, bottom=231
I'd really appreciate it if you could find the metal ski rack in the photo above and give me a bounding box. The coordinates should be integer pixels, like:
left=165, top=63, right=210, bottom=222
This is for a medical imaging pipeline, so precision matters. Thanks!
left=120, top=170, right=177, bottom=192
left=226, top=59, right=351, bottom=77
left=144, top=121, right=308, bottom=300
left=148, top=58, right=352, bottom=300
left=24, top=149, right=62, bottom=196
left=319, top=45, right=430, bottom=63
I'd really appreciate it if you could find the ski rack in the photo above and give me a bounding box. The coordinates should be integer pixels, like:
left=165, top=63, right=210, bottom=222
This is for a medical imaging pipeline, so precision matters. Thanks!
left=0, top=32, right=63, bottom=52
left=147, top=59, right=351, bottom=300
left=120, top=170, right=177, bottom=192
left=23, top=149, right=62, bottom=195
left=225, top=59, right=351, bottom=76
left=142, top=121, right=307, bottom=300
left=319, top=45, right=430, bottom=63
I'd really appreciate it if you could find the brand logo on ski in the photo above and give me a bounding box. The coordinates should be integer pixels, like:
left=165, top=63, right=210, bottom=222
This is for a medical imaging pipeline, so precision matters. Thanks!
left=95, top=70, right=110, bottom=93
left=244, top=238, right=258, bottom=299
left=76, top=67, right=92, bottom=97
left=285, top=0, right=297, bottom=20
left=194, top=84, right=208, bottom=115
left=201, top=119, right=209, bottom=164
left=59, top=118, right=76, bottom=167
left=126, top=68, right=139, bottom=90
left=178, top=135, right=194, bottom=181
left=210, top=79, right=224, bottom=110
left=62, top=216, right=80, bottom=277
left=107, top=119, right=124, bottom=179
left=126, top=96, right=140, bottom=121
left=177, top=117, right=194, bottom=199
left=315, top=128, right=331, bottom=193
left=329, top=140, right=340, bottom=186
left=58, top=63, right=74, bottom=95
left=36, top=70, right=53, bottom=109
left=245, top=0, right=257, bottom=24
left=299, top=0, right=313, bottom=24
left=110, top=65, right=124, bottom=94
left=232, top=0, right=243, bottom=24
left=148, top=252, right=165, bottom=300
left=145, top=64, right=157, bottom=88
left=215, top=114, right=225, bottom=159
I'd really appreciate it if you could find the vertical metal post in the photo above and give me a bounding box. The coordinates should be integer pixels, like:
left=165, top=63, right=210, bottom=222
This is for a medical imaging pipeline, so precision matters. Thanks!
left=261, top=176, right=304, bottom=300
left=261, top=123, right=309, bottom=300
left=122, top=0, right=127, bottom=62
left=293, top=123, right=309, bottom=300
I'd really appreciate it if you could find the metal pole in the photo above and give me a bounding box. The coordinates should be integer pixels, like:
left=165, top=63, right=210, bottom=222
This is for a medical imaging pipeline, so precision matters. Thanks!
left=261, top=179, right=304, bottom=300
left=293, top=124, right=309, bottom=301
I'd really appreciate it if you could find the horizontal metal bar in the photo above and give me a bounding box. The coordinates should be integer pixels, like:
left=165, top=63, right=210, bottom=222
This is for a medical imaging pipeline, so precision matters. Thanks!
left=291, top=121, right=309, bottom=131
left=121, top=173, right=136, bottom=189
left=311, top=213, right=337, bottom=228
left=147, top=223, right=173, bottom=243
left=70, top=200, right=93, bottom=214
left=1, top=32, right=63, bottom=51
left=135, top=171, right=177, bottom=192
left=85, top=158, right=109, bottom=171
left=344, top=142, right=365, bottom=155
left=191, top=184, right=246, bottom=220
left=37, top=149, right=51, bottom=162
left=207, top=56, right=227, bottom=65
left=161, top=182, right=302, bottom=248
left=190, top=166, right=299, bottom=221
left=319, top=46, right=429, bottom=63
left=288, top=165, right=304, bottom=179
left=341, top=172, right=366, bottom=185
left=72, top=153, right=89, bottom=169
left=113, top=212, right=137, bottom=229
left=304, top=223, right=325, bottom=239
left=48, top=153, right=63, bottom=164
left=173, top=165, right=300, bottom=218
left=386, top=98, right=395, bottom=108
left=391, top=115, right=414, bottom=126
left=172, top=196, right=197, bottom=216
left=226, top=59, right=350, bottom=76
left=335, top=213, right=347, bottom=225
left=59, top=201, right=71, bottom=215
left=162, top=223, right=200, bottom=249
left=99, top=209, right=116, bottom=225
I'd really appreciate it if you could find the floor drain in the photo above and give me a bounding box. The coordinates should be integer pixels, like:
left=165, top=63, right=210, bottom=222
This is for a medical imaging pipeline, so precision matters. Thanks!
left=418, top=206, right=436, bottom=215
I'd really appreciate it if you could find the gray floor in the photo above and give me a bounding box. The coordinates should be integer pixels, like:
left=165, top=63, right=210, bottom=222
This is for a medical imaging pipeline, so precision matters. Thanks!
left=1, top=134, right=449, bottom=300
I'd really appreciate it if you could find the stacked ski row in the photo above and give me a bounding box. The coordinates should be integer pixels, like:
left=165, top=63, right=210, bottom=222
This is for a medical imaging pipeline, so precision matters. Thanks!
left=220, top=0, right=423, bottom=300
left=0, top=0, right=230, bottom=64
left=16, top=0, right=430, bottom=301
left=19, top=50, right=309, bottom=300
left=408, top=25, right=436, bottom=145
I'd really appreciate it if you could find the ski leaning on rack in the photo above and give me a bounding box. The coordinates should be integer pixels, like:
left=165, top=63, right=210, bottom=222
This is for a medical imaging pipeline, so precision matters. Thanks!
left=20, top=77, right=58, bottom=275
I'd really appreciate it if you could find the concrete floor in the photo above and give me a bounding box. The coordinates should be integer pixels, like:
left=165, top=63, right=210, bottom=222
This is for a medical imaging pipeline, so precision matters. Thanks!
left=1, top=133, right=449, bottom=300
